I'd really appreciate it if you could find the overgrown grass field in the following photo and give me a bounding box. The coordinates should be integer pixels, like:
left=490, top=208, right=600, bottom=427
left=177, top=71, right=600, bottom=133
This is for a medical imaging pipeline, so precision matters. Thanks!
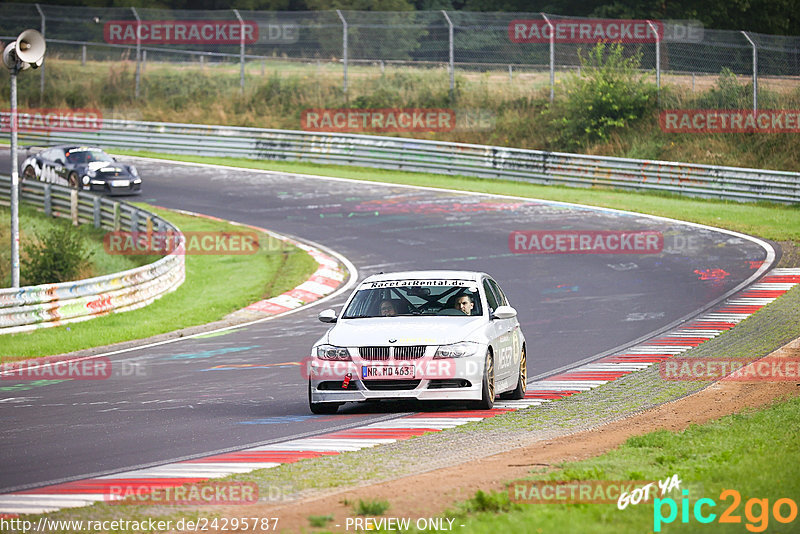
left=4, top=47, right=800, bottom=172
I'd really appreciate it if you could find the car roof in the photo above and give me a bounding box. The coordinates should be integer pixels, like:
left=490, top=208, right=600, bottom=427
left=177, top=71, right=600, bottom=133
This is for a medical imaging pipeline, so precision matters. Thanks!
left=361, top=270, right=487, bottom=283
left=46, top=145, right=104, bottom=152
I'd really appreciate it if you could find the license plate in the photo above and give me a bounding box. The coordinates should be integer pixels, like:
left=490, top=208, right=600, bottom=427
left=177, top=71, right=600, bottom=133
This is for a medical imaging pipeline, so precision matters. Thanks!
left=110, top=179, right=130, bottom=187
left=361, top=365, right=415, bottom=379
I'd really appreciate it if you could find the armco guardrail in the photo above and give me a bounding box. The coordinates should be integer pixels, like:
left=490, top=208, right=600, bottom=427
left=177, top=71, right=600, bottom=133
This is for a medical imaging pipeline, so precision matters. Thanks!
left=0, top=176, right=185, bottom=335
left=14, top=118, right=800, bottom=204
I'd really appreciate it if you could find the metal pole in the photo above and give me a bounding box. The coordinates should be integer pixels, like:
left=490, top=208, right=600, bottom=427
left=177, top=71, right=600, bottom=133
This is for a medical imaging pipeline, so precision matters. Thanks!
left=36, top=3, right=45, bottom=96
left=10, top=70, right=20, bottom=288
left=647, top=20, right=661, bottom=106
left=541, top=13, right=554, bottom=103
left=741, top=31, right=758, bottom=112
left=132, top=7, right=141, bottom=98
left=442, top=10, right=454, bottom=100
left=336, top=10, right=348, bottom=94
left=233, top=9, right=245, bottom=95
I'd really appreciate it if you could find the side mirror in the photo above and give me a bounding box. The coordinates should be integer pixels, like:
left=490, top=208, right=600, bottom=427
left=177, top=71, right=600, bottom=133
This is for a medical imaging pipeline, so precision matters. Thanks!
left=491, top=305, right=517, bottom=320
left=318, top=309, right=337, bottom=323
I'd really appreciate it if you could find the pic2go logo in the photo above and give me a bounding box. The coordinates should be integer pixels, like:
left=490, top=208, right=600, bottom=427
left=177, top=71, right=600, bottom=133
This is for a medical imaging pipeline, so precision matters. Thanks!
left=654, top=489, right=798, bottom=532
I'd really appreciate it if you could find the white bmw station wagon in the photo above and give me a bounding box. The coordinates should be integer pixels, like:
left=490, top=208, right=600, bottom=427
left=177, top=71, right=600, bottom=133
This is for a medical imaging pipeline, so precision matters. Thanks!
left=308, top=270, right=526, bottom=414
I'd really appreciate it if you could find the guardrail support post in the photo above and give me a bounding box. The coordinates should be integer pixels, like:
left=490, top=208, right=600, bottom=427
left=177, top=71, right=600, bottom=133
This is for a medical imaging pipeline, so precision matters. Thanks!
left=113, top=202, right=121, bottom=231
left=93, top=196, right=101, bottom=228
left=233, top=9, right=245, bottom=95
left=541, top=13, right=554, bottom=104
left=130, top=208, right=139, bottom=232
left=35, top=3, right=46, bottom=96
left=81, top=45, right=86, bottom=66
left=741, top=31, right=758, bottom=112
left=43, top=184, right=52, bottom=217
left=132, top=7, right=141, bottom=98
left=70, top=189, right=79, bottom=226
left=336, top=9, right=348, bottom=95
left=442, top=10, right=455, bottom=101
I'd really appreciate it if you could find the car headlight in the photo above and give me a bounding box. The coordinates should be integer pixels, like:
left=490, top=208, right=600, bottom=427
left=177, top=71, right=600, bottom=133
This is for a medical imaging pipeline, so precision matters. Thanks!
left=129, top=165, right=138, bottom=178
left=82, top=175, right=91, bottom=185
left=433, top=341, right=482, bottom=359
left=316, top=344, right=351, bottom=361
left=86, top=168, right=96, bottom=178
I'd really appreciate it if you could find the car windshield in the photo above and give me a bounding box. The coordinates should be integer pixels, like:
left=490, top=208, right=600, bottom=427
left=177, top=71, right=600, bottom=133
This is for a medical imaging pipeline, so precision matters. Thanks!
left=341, top=281, right=483, bottom=318
left=65, top=149, right=114, bottom=165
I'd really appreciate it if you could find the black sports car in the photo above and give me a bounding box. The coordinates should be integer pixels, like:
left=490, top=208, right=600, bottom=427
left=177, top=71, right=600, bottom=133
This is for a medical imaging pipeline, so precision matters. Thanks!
left=21, top=145, right=141, bottom=196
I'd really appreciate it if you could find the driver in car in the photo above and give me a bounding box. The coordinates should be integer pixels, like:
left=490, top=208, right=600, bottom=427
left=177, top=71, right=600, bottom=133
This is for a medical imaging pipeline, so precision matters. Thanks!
left=454, top=294, right=475, bottom=315
left=379, top=299, right=397, bottom=317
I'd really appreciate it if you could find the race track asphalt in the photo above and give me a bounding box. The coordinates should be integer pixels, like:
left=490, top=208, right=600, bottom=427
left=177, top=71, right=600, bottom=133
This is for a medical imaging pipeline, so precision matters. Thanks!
left=0, top=151, right=773, bottom=492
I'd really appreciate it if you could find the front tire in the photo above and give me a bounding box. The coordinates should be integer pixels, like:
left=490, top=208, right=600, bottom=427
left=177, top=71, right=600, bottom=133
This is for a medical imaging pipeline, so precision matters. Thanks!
left=472, top=350, right=495, bottom=410
left=308, top=380, right=340, bottom=414
left=500, top=345, right=526, bottom=400
left=22, top=165, right=36, bottom=181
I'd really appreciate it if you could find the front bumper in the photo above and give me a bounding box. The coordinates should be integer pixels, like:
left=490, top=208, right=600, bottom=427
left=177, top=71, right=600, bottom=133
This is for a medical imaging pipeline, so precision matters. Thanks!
left=309, top=352, right=486, bottom=404
left=84, top=180, right=142, bottom=196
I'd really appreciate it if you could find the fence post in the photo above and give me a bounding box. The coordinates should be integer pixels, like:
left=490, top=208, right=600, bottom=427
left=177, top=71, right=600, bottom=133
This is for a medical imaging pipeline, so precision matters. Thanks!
left=442, top=10, right=454, bottom=101
left=81, top=45, right=86, bottom=66
left=113, top=202, right=120, bottom=231
left=142, top=49, right=147, bottom=72
left=43, top=184, right=52, bottom=217
left=336, top=9, right=348, bottom=94
left=541, top=13, right=554, bottom=104
left=93, top=196, right=101, bottom=229
left=131, top=7, right=141, bottom=98
left=741, top=31, right=758, bottom=112
left=233, top=9, right=245, bottom=95
left=70, top=189, right=79, bottom=226
left=130, top=208, right=139, bottom=232
left=35, top=3, right=45, bottom=96
left=647, top=20, right=661, bottom=106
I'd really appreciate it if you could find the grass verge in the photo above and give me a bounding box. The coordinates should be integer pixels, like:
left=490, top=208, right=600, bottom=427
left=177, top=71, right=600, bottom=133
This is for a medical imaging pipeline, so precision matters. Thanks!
left=0, top=205, right=319, bottom=359
left=449, top=394, right=800, bottom=534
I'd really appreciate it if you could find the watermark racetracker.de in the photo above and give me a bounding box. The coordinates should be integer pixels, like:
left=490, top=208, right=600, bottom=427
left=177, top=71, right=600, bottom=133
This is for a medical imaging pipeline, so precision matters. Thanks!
left=301, top=108, right=497, bottom=133
left=660, top=109, right=800, bottom=133
left=660, top=357, right=800, bottom=381
left=102, top=231, right=293, bottom=255
left=0, top=108, right=102, bottom=132
left=508, top=230, right=663, bottom=254
left=1, top=355, right=147, bottom=380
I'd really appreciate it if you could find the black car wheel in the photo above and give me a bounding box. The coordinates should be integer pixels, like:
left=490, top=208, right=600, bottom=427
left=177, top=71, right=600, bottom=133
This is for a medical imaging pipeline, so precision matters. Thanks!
left=472, top=350, right=495, bottom=410
left=500, top=345, right=527, bottom=400
left=22, top=165, right=36, bottom=181
left=308, top=380, right=340, bottom=414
